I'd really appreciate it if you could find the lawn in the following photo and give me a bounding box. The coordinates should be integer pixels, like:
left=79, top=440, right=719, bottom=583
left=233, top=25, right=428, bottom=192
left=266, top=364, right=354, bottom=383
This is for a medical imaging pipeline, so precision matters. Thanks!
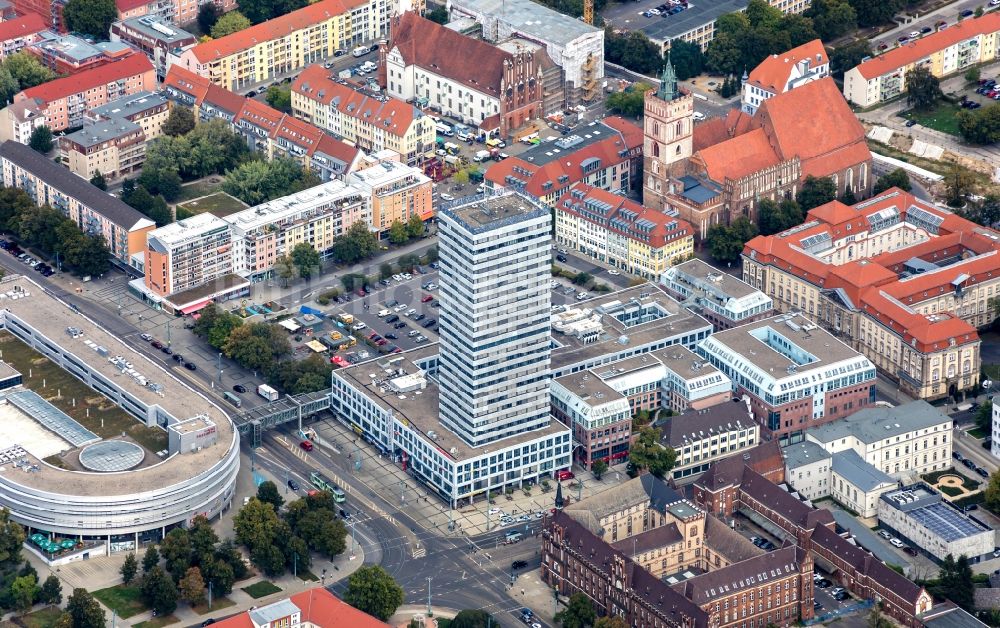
left=191, top=596, right=236, bottom=615
left=939, top=485, right=965, bottom=497
left=92, top=585, right=148, bottom=619
left=17, top=605, right=65, bottom=628
left=176, top=192, right=248, bottom=219
left=133, top=615, right=178, bottom=628
left=900, top=102, right=963, bottom=137
left=241, top=581, right=282, bottom=599
left=969, top=427, right=987, bottom=439
left=175, top=179, right=223, bottom=203
left=0, top=332, right=168, bottom=453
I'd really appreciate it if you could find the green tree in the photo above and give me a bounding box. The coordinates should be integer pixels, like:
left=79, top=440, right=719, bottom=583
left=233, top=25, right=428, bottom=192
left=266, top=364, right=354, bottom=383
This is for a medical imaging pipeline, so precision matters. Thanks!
left=426, top=6, right=448, bottom=23
left=163, top=106, right=195, bottom=137
left=806, top=0, right=857, bottom=40
left=906, top=65, right=943, bottom=112
left=188, top=516, right=219, bottom=567
left=379, top=262, right=395, bottom=280
left=388, top=219, right=409, bottom=245
left=161, top=528, right=192, bottom=581
left=957, top=102, right=1000, bottom=145
left=291, top=243, right=321, bottom=279
left=781, top=13, right=818, bottom=46
left=265, top=85, right=292, bottom=112
left=89, top=171, right=107, bottom=191
left=406, top=214, right=425, bottom=239
left=873, top=168, right=912, bottom=194
left=141, top=566, right=178, bottom=616
left=250, top=544, right=286, bottom=577
left=233, top=0, right=306, bottom=24
left=628, top=426, right=677, bottom=478
left=222, top=157, right=317, bottom=206
left=2, top=52, right=56, bottom=91
left=61, top=0, right=117, bottom=37
left=343, top=566, right=404, bottom=622
left=211, top=10, right=251, bottom=37
left=595, top=618, right=629, bottom=628
left=256, top=482, right=285, bottom=512
left=604, top=28, right=663, bottom=75
left=848, top=0, right=904, bottom=26
left=142, top=545, right=160, bottom=574
left=572, top=271, right=592, bottom=286
left=797, top=175, right=837, bottom=210
left=0, top=507, right=25, bottom=566
left=200, top=559, right=235, bottom=597
left=40, top=574, right=62, bottom=605
left=11, top=573, right=36, bottom=613
left=178, top=567, right=206, bottom=606
left=868, top=604, right=893, bottom=628
left=453, top=169, right=470, bottom=185
left=16, top=204, right=64, bottom=254
left=606, top=84, right=653, bottom=117
left=976, top=400, right=992, bottom=433
left=66, top=589, right=105, bottom=628
left=121, top=552, right=139, bottom=585
left=235, top=496, right=282, bottom=552
left=758, top=198, right=803, bottom=235
left=332, top=222, right=379, bottom=264
left=197, top=2, right=219, bottom=34
left=707, top=216, right=759, bottom=265
left=591, top=459, right=608, bottom=479
left=945, top=165, right=975, bottom=207
left=668, top=40, right=705, bottom=81
left=450, top=610, right=496, bottom=628
left=275, top=255, right=296, bottom=287
left=554, top=592, right=596, bottom=628
left=28, top=126, right=52, bottom=154
left=965, top=67, right=981, bottom=84
left=986, top=470, right=1000, bottom=512
left=424, top=245, right=438, bottom=264
left=828, top=39, right=870, bottom=78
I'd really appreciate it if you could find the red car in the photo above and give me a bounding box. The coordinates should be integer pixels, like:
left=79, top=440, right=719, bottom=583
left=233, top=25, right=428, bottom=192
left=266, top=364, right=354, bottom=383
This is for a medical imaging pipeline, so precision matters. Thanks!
left=299, top=440, right=314, bottom=451
left=556, top=469, right=575, bottom=481
left=421, top=294, right=434, bottom=302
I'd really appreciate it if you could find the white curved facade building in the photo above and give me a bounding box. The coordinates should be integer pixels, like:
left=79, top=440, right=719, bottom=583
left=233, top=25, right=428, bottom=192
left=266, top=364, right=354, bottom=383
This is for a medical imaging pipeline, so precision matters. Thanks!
left=0, top=275, right=239, bottom=549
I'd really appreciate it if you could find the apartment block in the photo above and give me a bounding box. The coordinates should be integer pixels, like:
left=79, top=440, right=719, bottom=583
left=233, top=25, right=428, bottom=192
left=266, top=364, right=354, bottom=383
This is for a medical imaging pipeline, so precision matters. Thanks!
left=347, top=160, right=432, bottom=233
left=59, top=118, right=145, bottom=180
left=486, top=117, right=644, bottom=207
left=554, top=184, right=694, bottom=280
left=662, top=259, right=774, bottom=330
left=86, top=91, right=170, bottom=140
left=292, top=64, right=435, bottom=165
left=697, top=313, right=877, bottom=444
left=742, top=188, right=992, bottom=401
left=0, top=99, right=46, bottom=144
left=0, top=140, right=154, bottom=262
left=110, top=16, right=196, bottom=79
left=144, top=214, right=234, bottom=297
left=27, top=31, right=136, bottom=74
left=13, top=53, right=155, bottom=131
left=0, top=13, right=47, bottom=61
left=224, top=181, right=368, bottom=282
left=12, top=0, right=66, bottom=33
left=169, top=0, right=375, bottom=92
left=844, top=13, right=1000, bottom=107
left=163, top=66, right=363, bottom=182
left=783, top=442, right=897, bottom=518
left=741, top=39, right=828, bottom=115
left=660, top=398, right=760, bottom=483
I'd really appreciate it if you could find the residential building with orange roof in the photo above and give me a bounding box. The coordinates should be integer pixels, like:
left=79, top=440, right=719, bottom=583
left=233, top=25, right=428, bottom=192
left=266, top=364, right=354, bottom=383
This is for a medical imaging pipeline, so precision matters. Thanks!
left=643, top=63, right=871, bottom=240
left=13, top=53, right=155, bottom=131
left=741, top=39, right=828, bottom=114
left=554, top=184, right=693, bottom=279
left=291, top=64, right=435, bottom=165
left=381, top=12, right=544, bottom=136
left=741, top=188, right=993, bottom=401
left=0, top=13, right=47, bottom=61
left=843, top=12, right=1000, bottom=107
left=168, top=0, right=390, bottom=92
left=211, top=587, right=389, bottom=628
left=162, top=66, right=363, bottom=182
left=484, top=117, right=643, bottom=206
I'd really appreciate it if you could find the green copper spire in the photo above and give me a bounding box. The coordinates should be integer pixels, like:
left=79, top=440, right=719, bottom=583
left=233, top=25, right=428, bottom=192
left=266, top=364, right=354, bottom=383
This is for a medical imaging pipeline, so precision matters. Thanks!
left=657, top=54, right=678, bottom=101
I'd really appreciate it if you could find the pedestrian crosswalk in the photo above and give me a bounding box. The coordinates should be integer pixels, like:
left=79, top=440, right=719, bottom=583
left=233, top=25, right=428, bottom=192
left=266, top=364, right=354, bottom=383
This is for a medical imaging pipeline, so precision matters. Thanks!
left=412, top=547, right=426, bottom=559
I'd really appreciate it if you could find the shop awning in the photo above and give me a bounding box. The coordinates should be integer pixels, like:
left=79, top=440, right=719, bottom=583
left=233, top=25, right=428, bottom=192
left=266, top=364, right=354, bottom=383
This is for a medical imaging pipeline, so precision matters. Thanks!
left=306, top=340, right=326, bottom=353
left=179, top=299, right=213, bottom=315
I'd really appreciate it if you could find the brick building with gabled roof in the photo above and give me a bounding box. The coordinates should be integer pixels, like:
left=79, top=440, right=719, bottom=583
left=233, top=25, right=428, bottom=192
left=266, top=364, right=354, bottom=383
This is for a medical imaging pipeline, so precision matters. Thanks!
left=212, top=587, right=389, bottom=628
left=741, top=187, right=993, bottom=401
left=0, top=13, right=47, bottom=62
left=644, top=64, right=871, bottom=240
left=380, top=11, right=544, bottom=136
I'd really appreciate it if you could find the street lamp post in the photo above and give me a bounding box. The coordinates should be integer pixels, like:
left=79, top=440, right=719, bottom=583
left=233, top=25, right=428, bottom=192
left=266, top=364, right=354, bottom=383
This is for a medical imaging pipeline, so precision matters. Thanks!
left=426, top=577, right=432, bottom=617
left=217, top=352, right=223, bottom=384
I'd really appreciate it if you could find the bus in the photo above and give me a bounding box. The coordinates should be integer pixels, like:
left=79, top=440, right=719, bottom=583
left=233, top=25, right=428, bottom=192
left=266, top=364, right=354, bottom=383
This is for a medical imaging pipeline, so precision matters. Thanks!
left=310, top=471, right=346, bottom=503
left=223, top=391, right=241, bottom=408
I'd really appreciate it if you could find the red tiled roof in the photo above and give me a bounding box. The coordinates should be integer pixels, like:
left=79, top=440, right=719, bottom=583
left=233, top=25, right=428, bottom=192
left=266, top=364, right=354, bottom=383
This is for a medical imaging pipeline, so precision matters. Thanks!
left=188, top=0, right=366, bottom=64
left=692, top=117, right=730, bottom=152
left=292, top=64, right=419, bottom=138
left=234, top=97, right=282, bottom=131
left=486, top=119, right=642, bottom=197
left=116, top=0, right=153, bottom=13
left=212, top=588, right=389, bottom=628
left=203, top=83, right=246, bottom=115
left=0, top=12, right=46, bottom=42
left=852, top=13, right=1000, bottom=80
left=602, top=115, right=644, bottom=149
left=388, top=11, right=510, bottom=96
left=315, top=133, right=362, bottom=163
left=19, top=53, right=152, bottom=103
left=163, top=65, right=211, bottom=101
left=696, top=128, right=780, bottom=182
left=556, top=184, right=692, bottom=249
left=746, top=39, right=827, bottom=93
left=754, top=77, right=870, bottom=178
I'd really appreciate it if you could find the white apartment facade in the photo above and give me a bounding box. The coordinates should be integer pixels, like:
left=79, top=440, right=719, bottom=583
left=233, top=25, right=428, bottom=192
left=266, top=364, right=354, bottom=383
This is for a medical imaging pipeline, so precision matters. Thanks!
left=437, top=193, right=553, bottom=447
left=144, top=214, right=233, bottom=297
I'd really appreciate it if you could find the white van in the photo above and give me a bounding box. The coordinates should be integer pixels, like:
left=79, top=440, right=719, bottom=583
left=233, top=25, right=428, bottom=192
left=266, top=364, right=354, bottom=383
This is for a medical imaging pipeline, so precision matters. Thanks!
left=377, top=309, right=390, bottom=317
left=352, top=45, right=370, bottom=57
left=435, top=122, right=454, bottom=136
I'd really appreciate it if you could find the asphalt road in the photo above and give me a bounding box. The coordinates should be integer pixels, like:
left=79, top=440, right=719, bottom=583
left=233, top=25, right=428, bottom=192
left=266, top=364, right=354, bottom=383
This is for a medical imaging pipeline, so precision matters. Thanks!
left=868, top=0, right=994, bottom=49
left=256, top=427, right=548, bottom=626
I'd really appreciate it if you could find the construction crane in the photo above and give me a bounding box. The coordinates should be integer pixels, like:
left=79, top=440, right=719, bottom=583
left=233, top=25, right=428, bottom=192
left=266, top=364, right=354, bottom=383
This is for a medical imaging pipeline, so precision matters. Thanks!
left=583, top=0, right=594, bottom=25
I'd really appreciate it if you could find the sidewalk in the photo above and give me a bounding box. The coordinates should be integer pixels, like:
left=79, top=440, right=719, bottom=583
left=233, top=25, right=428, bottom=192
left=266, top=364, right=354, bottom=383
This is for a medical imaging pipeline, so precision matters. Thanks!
left=511, top=568, right=559, bottom=626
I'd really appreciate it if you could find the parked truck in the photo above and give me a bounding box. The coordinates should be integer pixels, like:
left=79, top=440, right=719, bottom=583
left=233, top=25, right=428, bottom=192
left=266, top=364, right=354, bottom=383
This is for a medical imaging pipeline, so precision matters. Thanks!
left=258, top=384, right=279, bottom=402
left=473, top=149, right=491, bottom=162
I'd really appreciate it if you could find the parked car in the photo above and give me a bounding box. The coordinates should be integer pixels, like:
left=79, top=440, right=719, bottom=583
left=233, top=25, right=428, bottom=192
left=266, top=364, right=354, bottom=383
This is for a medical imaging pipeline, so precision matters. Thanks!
left=878, top=530, right=892, bottom=539
left=511, top=560, right=528, bottom=570
left=394, top=322, right=407, bottom=329
left=556, top=469, right=575, bottom=481
left=977, top=466, right=990, bottom=477
left=816, top=579, right=832, bottom=588
left=184, top=362, right=197, bottom=370
left=140, top=333, right=153, bottom=341
left=233, top=384, right=248, bottom=393
left=890, top=538, right=904, bottom=548
left=151, top=340, right=163, bottom=349
left=834, top=591, right=850, bottom=601
left=300, top=440, right=313, bottom=451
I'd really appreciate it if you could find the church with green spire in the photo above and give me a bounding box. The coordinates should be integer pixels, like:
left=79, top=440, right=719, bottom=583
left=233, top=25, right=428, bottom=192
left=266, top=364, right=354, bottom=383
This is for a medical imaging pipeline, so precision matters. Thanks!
left=656, top=54, right=679, bottom=102
left=642, top=55, right=694, bottom=215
